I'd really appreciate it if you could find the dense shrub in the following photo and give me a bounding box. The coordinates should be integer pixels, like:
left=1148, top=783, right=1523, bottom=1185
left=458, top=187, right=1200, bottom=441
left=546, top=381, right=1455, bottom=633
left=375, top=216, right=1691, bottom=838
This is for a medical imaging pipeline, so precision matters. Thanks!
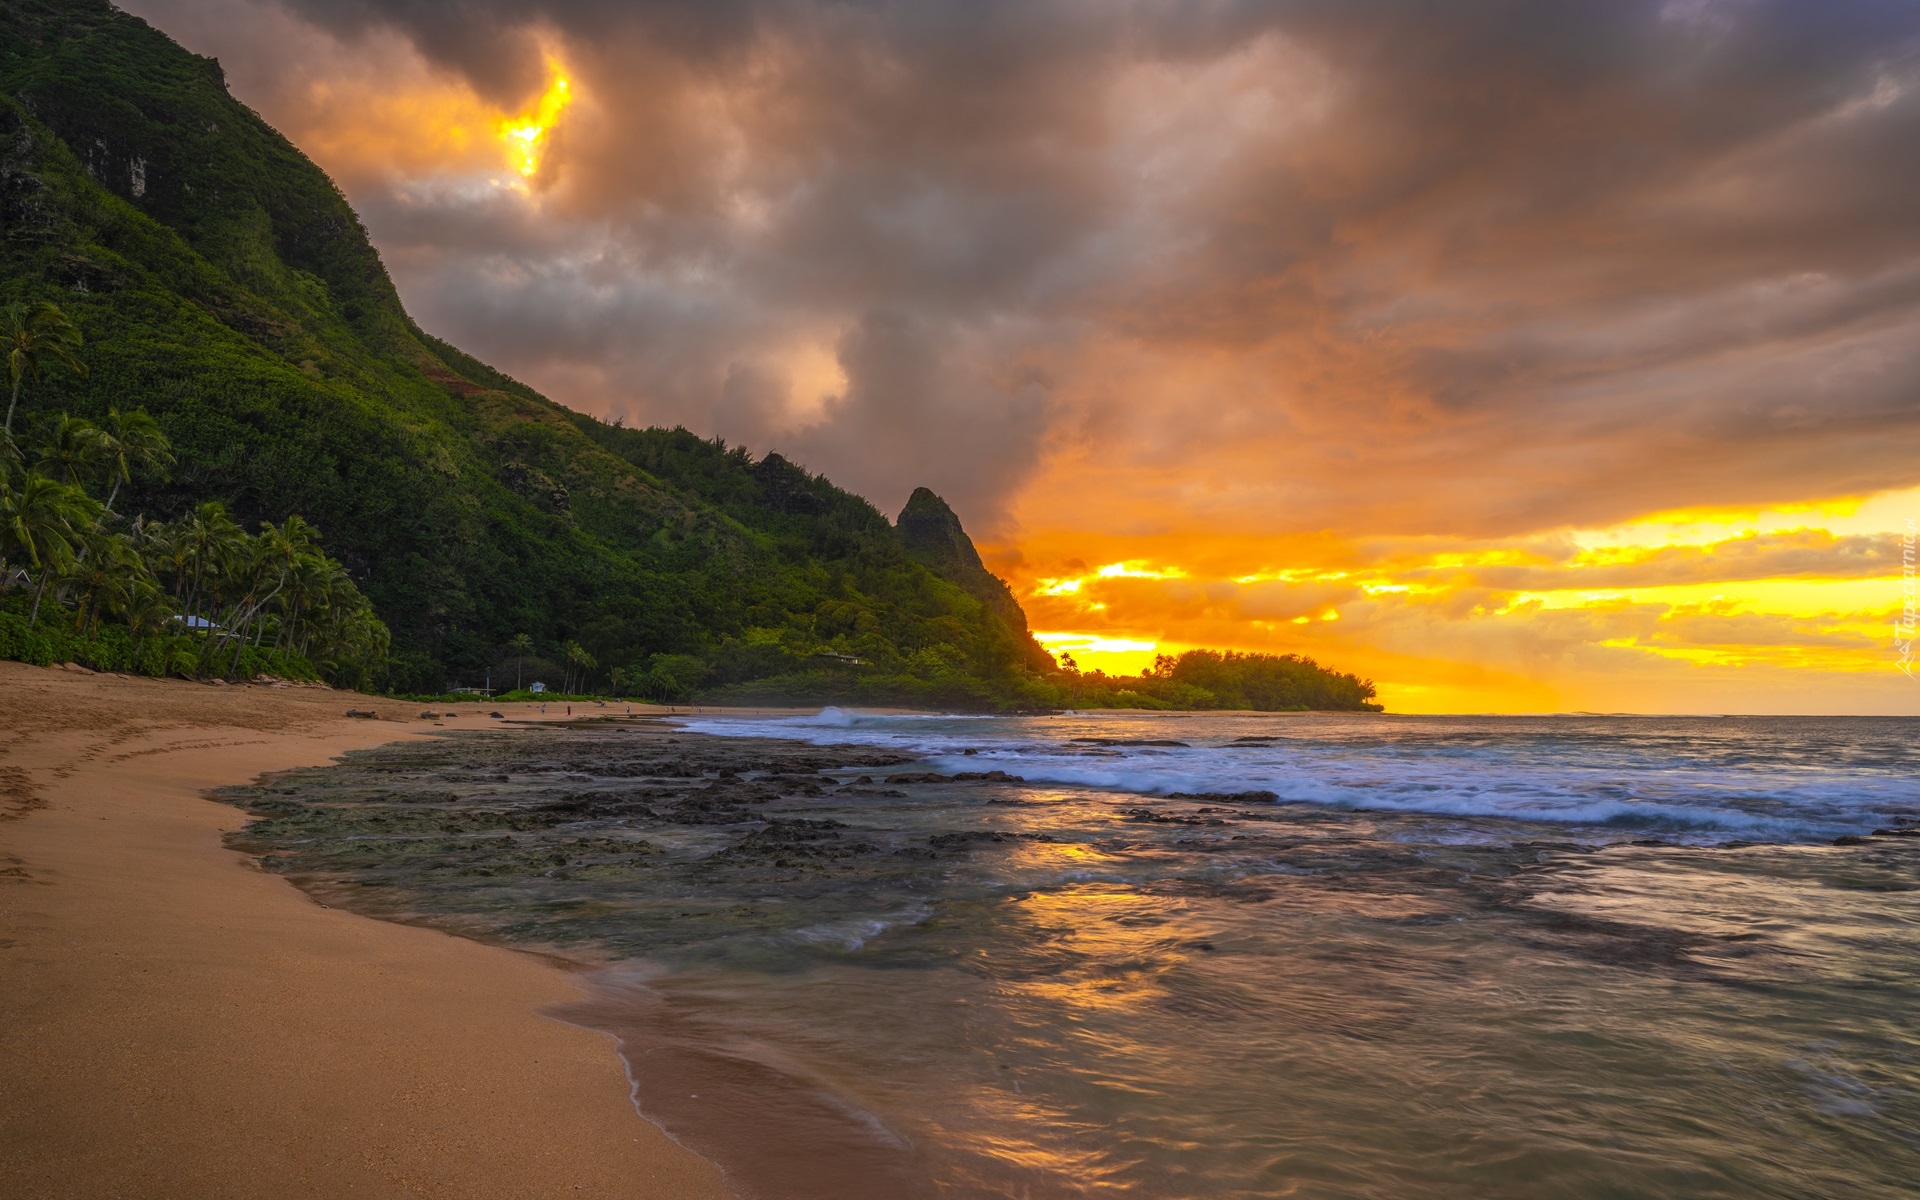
left=0, top=607, right=313, bottom=680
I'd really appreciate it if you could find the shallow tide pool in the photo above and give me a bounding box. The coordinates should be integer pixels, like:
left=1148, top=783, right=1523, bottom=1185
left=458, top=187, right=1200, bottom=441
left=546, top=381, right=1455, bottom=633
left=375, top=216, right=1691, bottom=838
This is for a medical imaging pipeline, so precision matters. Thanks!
left=222, top=713, right=1920, bottom=1199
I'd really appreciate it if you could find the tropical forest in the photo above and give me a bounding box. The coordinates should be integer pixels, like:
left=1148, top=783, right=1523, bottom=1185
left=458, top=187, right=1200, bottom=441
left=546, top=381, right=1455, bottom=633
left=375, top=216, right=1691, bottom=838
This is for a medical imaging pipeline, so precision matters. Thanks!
left=0, top=0, right=1379, bottom=713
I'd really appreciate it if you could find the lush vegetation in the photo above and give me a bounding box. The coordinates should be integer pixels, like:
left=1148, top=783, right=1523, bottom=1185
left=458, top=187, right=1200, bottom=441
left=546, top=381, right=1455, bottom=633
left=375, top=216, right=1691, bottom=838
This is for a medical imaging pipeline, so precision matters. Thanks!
left=0, top=0, right=1061, bottom=705
left=0, top=379, right=388, bottom=685
left=0, top=0, right=1383, bottom=713
left=1051, top=650, right=1382, bottom=712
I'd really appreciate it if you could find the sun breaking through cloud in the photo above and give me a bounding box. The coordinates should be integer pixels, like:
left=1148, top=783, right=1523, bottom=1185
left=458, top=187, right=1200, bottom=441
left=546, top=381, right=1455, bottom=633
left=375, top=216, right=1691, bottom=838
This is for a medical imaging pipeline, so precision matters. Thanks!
left=499, top=58, right=570, bottom=180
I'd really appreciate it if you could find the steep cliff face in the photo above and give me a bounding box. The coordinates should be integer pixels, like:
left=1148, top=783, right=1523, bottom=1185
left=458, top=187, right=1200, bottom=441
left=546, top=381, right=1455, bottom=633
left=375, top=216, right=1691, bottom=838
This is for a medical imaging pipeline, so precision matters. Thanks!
left=897, top=487, right=989, bottom=575
left=897, top=488, right=1056, bottom=673
left=0, top=0, right=1053, bottom=703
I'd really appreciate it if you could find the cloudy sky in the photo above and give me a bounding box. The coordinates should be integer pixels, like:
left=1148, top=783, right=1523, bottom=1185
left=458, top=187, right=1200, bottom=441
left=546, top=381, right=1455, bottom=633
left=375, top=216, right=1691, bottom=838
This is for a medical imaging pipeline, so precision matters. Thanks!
left=123, top=0, right=1920, bottom=712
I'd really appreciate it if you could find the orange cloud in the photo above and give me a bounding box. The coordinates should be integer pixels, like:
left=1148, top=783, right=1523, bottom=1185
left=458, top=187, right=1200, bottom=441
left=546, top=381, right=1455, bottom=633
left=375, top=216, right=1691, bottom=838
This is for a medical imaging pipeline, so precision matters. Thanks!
left=120, top=0, right=1920, bottom=714
left=988, top=486, right=1920, bottom=712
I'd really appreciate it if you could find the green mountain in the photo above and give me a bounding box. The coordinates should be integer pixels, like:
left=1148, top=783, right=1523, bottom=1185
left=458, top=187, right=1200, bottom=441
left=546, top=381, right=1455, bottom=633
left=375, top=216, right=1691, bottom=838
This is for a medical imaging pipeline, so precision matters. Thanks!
left=0, top=0, right=1382, bottom=713
left=0, top=0, right=1057, bottom=705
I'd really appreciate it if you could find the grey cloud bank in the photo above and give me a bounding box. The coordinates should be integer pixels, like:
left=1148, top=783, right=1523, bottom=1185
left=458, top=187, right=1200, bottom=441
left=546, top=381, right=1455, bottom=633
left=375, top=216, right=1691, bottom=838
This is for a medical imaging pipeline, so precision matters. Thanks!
left=122, top=0, right=1920, bottom=537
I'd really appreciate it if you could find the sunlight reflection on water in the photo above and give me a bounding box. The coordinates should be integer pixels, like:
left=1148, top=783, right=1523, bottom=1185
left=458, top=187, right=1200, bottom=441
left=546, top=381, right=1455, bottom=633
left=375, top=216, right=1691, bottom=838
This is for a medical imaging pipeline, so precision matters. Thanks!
left=236, top=714, right=1920, bottom=1199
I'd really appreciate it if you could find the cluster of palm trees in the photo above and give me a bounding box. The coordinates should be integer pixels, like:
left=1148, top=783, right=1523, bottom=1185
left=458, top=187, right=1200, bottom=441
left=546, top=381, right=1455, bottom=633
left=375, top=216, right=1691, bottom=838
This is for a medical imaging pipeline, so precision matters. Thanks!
left=0, top=300, right=388, bottom=682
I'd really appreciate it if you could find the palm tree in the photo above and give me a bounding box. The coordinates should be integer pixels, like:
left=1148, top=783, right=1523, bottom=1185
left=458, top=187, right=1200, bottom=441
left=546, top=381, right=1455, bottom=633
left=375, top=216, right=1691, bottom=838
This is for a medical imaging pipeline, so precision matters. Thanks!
left=67, top=526, right=150, bottom=638
left=35, top=414, right=108, bottom=486
left=508, top=632, right=534, bottom=689
left=121, top=579, right=175, bottom=664
left=563, top=640, right=596, bottom=694
left=212, top=517, right=327, bottom=675
left=100, top=408, right=173, bottom=512
left=215, top=529, right=285, bottom=675
left=272, top=552, right=329, bottom=655
left=296, top=560, right=357, bottom=659
left=176, top=501, right=245, bottom=628
left=0, top=473, right=93, bottom=627
left=147, top=515, right=194, bottom=604
left=4, top=301, right=88, bottom=438
left=307, top=576, right=387, bottom=690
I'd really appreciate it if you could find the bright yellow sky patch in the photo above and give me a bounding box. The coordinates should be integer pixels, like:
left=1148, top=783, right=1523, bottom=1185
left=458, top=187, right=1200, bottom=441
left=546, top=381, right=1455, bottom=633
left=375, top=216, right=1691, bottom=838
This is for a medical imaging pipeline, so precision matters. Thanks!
left=500, top=59, right=572, bottom=178
left=1513, top=577, right=1898, bottom=615
left=1004, top=484, right=1918, bottom=712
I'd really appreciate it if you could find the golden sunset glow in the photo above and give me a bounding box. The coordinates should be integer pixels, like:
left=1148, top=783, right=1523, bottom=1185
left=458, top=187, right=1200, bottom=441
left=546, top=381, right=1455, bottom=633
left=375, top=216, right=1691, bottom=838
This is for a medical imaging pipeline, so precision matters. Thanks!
left=145, top=1, right=1920, bottom=717
left=995, top=484, right=1920, bottom=712
left=500, top=60, right=572, bottom=178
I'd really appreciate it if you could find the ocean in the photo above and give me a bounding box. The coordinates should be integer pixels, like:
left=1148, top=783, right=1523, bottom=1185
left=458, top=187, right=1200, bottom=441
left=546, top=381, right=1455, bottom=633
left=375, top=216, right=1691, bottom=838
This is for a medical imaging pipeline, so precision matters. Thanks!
left=225, top=710, right=1920, bottom=1198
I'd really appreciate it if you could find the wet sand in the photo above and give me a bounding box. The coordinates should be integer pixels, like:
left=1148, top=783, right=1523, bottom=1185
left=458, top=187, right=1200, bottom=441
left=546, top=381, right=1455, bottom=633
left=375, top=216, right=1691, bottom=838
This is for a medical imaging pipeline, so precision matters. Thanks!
left=0, top=662, right=733, bottom=1200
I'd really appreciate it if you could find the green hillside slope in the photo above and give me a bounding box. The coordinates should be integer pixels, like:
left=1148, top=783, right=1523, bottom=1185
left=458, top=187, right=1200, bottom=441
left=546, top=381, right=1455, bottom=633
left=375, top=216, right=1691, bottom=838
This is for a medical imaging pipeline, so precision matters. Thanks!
left=0, top=0, right=1383, bottom=713
left=0, top=0, right=1053, bottom=705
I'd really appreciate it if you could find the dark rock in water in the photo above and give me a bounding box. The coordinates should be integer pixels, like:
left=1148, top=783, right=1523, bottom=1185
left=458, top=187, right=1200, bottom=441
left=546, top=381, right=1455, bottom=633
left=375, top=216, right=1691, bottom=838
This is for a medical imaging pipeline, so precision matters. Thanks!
left=884, top=773, right=951, bottom=784
left=1071, top=738, right=1191, bottom=747
left=1168, top=790, right=1280, bottom=804
left=1122, top=807, right=1229, bottom=826
left=1872, top=828, right=1920, bottom=838
left=928, top=830, right=1057, bottom=852
left=952, top=770, right=1025, bottom=782
left=930, top=830, right=1011, bottom=848
left=1231, top=736, right=1281, bottom=744
left=1832, top=835, right=1874, bottom=846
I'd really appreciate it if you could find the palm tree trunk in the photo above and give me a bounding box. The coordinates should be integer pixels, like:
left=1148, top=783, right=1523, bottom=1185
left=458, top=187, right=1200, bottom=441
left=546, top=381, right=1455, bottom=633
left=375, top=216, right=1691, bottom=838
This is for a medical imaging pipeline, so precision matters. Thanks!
left=223, top=614, right=250, bottom=677
left=225, top=583, right=283, bottom=676
left=28, top=569, right=51, bottom=628
left=4, top=375, right=20, bottom=438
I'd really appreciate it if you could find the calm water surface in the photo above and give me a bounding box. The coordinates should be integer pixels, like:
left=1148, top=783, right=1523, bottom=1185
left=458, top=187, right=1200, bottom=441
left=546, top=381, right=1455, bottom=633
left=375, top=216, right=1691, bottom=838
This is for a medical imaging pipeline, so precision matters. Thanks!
left=241, top=712, right=1920, bottom=1198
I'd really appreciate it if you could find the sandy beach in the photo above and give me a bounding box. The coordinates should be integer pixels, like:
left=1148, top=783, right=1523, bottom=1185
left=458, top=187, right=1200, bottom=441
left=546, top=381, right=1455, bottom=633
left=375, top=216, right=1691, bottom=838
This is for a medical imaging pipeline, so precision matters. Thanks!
left=0, top=661, right=732, bottom=1200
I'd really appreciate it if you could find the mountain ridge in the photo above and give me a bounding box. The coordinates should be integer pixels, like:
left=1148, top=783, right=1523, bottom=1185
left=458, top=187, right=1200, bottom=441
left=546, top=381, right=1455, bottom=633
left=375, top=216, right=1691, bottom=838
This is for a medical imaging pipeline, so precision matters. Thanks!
left=0, top=0, right=1055, bottom=705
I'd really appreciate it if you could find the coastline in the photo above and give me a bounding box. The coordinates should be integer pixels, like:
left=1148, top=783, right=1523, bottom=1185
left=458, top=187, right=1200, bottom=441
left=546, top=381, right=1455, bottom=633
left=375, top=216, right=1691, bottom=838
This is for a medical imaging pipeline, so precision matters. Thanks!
left=82, top=694, right=1920, bottom=1197
left=0, top=662, right=732, bottom=1200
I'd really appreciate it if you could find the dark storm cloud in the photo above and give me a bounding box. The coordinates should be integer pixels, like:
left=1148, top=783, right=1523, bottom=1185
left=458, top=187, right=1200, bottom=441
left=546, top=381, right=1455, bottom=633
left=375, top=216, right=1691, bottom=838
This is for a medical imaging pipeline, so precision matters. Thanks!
left=122, top=0, right=1920, bottom=535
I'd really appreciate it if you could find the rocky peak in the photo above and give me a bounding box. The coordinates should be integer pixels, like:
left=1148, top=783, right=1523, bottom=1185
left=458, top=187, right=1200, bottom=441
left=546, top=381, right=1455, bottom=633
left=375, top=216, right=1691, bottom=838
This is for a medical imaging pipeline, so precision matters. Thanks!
left=896, top=488, right=1057, bottom=673
left=896, top=486, right=985, bottom=575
